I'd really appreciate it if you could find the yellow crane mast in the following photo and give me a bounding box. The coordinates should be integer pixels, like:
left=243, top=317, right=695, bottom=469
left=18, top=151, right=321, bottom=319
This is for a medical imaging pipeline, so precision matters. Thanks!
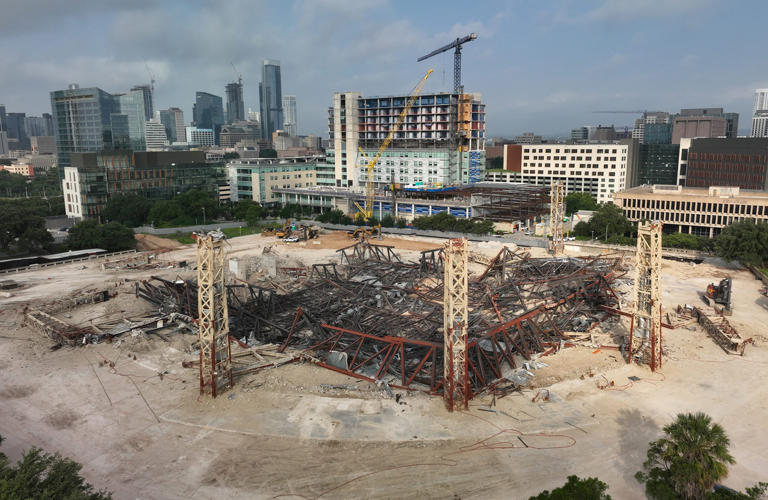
left=355, top=69, right=433, bottom=220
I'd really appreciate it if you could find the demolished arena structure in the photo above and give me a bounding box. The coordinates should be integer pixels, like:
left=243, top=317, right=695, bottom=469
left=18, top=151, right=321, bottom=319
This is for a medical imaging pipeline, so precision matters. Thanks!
left=135, top=240, right=630, bottom=400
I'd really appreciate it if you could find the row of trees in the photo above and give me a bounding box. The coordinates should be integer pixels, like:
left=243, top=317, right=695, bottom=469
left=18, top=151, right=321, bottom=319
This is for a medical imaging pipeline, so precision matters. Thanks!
left=568, top=194, right=768, bottom=266
left=532, top=412, right=766, bottom=500
left=412, top=212, right=495, bottom=234
left=0, top=167, right=63, bottom=199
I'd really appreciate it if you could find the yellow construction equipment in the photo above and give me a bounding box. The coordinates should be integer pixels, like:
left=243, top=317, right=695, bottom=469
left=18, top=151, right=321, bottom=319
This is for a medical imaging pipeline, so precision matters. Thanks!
left=354, top=69, right=433, bottom=221
left=275, top=220, right=293, bottom=238
left=346, top=224, right=382, bottom=240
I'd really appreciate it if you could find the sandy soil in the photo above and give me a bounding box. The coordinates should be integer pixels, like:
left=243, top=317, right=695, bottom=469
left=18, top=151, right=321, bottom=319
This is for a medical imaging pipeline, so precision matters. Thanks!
left=1, top=234, right=767, bottom=499
left=135, top=234, right=183, bottom=251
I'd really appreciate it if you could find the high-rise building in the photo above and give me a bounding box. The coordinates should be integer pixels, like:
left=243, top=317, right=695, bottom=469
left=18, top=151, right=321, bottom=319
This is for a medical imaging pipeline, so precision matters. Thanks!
left=193, top=92, right=224, bottom=143
left=328, top=90, right=486, bottom=189
left=671, top=108, right=738, bottom=144
left=6, top=112, right=29, bottom=150
left=751, top=89, right=768, bottom=138
left=225, top=81, right=245, bottom=124
left=643, top=123, right=673, bottom=145
left=130, top=84, right=154, bottom=121
left=247, top=108, right=260, bottom=123
left=259, top=59, right=283, bottom=140
left=24, top=116, right=50, bottom=137
left=631, top=111, right=670, bottom=144
left=144, top=119, right=168, bottom=150
left=282, top=95, right=297, bottom=136
left=571, top=127, right=588, bottom=142
left=51, top=85, right=114, bottom=169
left=0, top=105, right=6, bottom=134
left=50, top=84, right=148, bottom=171
left=159, top=107, right=185, bottom=143
left=111, top=89, right=147, bottom=151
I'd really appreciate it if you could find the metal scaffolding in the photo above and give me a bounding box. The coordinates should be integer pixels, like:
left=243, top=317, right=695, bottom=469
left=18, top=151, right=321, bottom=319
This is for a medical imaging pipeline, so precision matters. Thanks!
left=549, top=181, right=565, bottom=255
left=137, top=240, right=628, bottom=402
left=629, top=221, right=663, bottom=371
left=195, top=231, right=233, bottom=397
left=443, top=238, right=469, bottom=411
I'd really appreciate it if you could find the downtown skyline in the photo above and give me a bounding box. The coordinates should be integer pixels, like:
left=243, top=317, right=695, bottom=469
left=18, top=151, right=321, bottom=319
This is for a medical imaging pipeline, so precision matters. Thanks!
left=2, top=0, right=768, bottom=137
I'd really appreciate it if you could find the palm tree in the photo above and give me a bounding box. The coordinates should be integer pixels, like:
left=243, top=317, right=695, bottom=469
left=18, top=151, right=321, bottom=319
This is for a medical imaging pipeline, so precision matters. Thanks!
left=638, top=412, right=735, bottom=499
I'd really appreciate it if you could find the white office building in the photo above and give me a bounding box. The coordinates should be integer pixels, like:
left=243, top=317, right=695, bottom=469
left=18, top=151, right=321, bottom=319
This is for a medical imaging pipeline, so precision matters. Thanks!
left=751, top=89, right=768, bottom=138
left=484, top=143, right=635, bottom=204
left=185, top=127, right=215, bottom=147
left=144, top=119, right=168, bottom=151
left=282, top=95, right=297, bottom=136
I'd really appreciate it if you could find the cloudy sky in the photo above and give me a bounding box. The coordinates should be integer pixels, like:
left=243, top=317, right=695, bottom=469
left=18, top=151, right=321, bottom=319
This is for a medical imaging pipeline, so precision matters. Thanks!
left=2, top=0, right=767, bottom=137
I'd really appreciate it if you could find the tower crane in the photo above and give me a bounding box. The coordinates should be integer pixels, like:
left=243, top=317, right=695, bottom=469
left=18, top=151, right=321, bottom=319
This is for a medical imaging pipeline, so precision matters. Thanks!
left=230, top=62, right=242, bottom=85
left=354, top=69, right=433, bottom=221
left=417, top=33, right=476, bottom=93
left=144, top=60, right=156, bottom=93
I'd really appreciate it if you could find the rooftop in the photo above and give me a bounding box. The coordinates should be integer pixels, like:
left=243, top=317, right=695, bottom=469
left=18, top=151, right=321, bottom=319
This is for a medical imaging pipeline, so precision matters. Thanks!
left=614, top=185, right=768, bottom=199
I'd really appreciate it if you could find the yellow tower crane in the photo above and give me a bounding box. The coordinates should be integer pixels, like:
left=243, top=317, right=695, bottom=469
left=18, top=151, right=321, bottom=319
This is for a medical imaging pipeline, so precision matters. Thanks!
left=354, top=69, right=433, bottom=220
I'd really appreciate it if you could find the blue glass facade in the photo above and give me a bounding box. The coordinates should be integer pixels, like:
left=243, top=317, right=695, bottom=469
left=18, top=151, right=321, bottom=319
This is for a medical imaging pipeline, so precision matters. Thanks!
left=259, top=59, right=283, bottom=140
left=50, top=86, right=117, bottom=170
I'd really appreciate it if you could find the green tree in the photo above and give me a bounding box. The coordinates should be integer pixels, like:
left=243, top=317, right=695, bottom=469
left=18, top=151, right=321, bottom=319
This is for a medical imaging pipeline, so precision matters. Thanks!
left=380, top=214, right=395, bottom=228
left=586, top=202, right=633, bottom=241
left=0, top=436, right=111, bottom=499
left=714, top=220, right=768, bottom=267
left=636, top=412, right=735, bottom=500
left=67, top=221, right=136, bottom=252
left=0, top=208, right=54, bottom=255
left=279, top=203, right=303, bottom=219
left=147, top=200, right=184, bottom=226
left=174, top=189, right=217, bottom=222
left=259, top=148, right=278, bottom=158
left=232, top=200, right=256, bottom=220
left=102, top=194, right=152, bottom=227
left=565, top=192, right=599, bottom=215
left=530, top=475, right=611, bottom=500
left=245, top=204, right=266, bottom=227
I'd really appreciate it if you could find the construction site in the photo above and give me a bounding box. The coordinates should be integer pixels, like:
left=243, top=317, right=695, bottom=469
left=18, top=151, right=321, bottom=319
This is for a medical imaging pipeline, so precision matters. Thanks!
left=1, top=215, right=768, bottom=498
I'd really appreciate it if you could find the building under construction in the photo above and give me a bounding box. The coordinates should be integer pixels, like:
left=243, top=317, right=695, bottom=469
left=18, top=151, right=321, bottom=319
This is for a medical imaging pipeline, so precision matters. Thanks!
left=274, top=182, right=549, bottom=225
left=135, top=239, right=629, bottom=402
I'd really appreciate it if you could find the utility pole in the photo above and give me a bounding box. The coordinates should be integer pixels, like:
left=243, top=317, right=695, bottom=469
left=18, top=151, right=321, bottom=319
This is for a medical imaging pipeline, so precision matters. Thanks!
left=194, top=230, right=233, bottom=397
left=629, top=221, right=663, bottom=371
left=443, top=237, right=469, bottom=411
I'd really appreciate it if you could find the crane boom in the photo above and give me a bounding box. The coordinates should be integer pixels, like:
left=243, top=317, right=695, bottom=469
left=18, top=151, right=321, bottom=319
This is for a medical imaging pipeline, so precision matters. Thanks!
left=354, top=69, right=433, bottom=220
left=417, top=33, right=476, bottom=92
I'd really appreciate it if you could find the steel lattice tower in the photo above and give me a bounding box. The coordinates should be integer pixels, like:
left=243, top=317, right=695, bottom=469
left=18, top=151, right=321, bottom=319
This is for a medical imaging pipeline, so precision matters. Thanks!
left=629, top=221, right=663, bottom=371
left=195, top=231, right=233, bottom=397
left=549, top=181, right=565, bottom=255
left=443, top=238, right=469, bottom=411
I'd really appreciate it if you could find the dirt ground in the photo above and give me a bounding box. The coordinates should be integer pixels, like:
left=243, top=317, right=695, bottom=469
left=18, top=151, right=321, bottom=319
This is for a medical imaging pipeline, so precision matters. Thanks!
left=135, top=234, right=183, bottom=251
left=1, top=230, right=767, bottom=499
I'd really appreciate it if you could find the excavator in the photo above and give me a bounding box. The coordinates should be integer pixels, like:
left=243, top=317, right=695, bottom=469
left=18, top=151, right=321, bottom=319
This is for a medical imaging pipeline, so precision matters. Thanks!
left=704, top=277, right=733, bottom=313
left=346, top=224, right=381, bottom=240
left=275, top=220, right=293, bottom=239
